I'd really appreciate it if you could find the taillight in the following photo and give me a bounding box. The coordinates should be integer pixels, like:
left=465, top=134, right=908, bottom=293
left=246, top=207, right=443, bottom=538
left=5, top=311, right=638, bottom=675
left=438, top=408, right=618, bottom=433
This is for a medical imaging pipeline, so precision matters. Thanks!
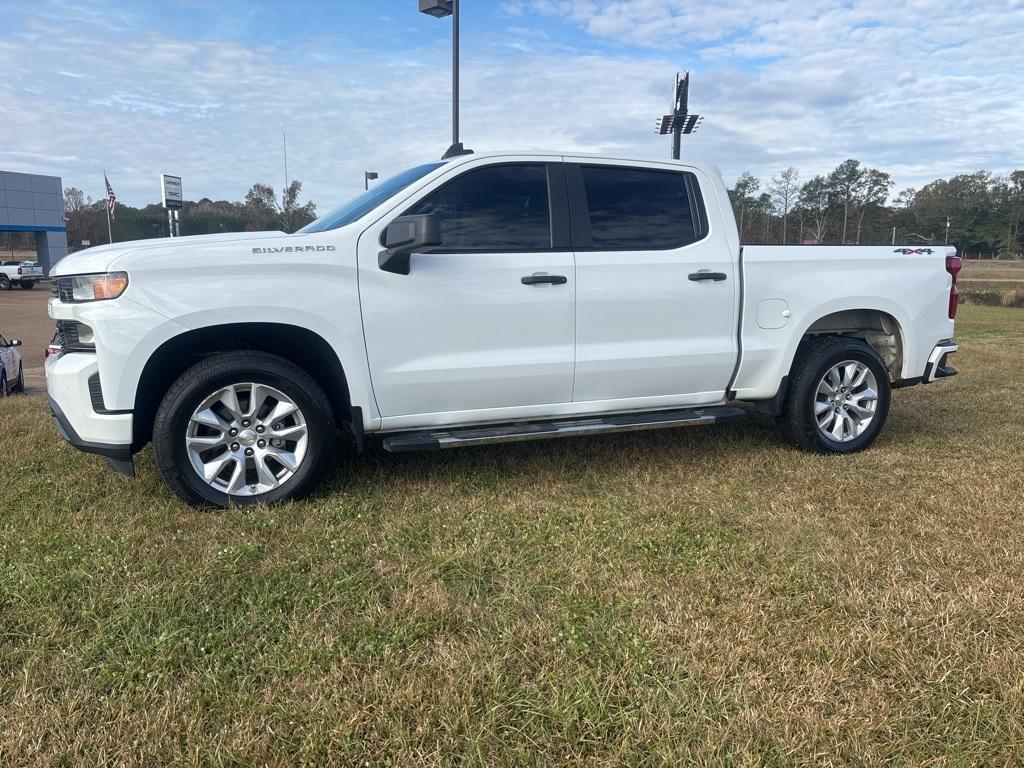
left=946, top=254, right=961, bottom=319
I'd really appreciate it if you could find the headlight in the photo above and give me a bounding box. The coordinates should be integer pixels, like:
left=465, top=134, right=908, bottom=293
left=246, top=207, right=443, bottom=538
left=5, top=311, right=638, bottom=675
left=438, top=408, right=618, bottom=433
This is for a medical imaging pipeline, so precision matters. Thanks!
left=61, top=272, right=129, bottom=302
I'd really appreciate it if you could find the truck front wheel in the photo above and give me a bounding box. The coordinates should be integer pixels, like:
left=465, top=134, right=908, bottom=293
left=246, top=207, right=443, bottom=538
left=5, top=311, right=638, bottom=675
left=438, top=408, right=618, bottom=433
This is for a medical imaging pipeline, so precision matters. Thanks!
left=0, top=275, right=10, bottom=290
left=153, top=351, right=336, bottom=507
left=778, top=337, right=891, bottom=453
left=20, top=281, right=35, bottom=289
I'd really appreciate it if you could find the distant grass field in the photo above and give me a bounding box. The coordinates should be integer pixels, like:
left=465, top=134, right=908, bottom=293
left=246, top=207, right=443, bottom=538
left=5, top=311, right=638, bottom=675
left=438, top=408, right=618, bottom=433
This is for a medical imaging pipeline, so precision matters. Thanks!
left=2, top=304, right=1024, bottom=765
left=959, top=259, right=1024, bottom=307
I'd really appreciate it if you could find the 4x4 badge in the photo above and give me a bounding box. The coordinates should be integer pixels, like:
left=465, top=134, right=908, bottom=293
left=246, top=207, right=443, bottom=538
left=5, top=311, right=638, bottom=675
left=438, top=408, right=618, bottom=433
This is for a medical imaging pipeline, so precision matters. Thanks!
left=893, top=248, right=934, bottom=255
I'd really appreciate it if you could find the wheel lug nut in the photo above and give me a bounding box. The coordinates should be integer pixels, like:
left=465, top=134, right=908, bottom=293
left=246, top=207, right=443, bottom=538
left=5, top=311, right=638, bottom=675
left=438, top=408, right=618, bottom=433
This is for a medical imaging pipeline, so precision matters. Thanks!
left=257, top=439, right=266, bottom=448
left=231, top=442, right=240, bottom=451
left=229, top=428, right=238, bottom=436
left=242, top=419, right=250, bottom=427
left=256, top=425, right=265, bottom=433
left=245, top=447, right=254, bottom=456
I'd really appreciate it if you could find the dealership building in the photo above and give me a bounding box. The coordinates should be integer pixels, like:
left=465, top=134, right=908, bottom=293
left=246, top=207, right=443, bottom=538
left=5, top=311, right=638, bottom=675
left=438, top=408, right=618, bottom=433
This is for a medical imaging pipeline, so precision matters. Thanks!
left=0, top=170, right=69, bottom=273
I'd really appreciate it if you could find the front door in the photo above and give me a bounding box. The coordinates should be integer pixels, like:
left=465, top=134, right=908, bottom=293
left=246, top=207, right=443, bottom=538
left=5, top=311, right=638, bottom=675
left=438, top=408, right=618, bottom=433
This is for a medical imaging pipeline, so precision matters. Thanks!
left=569, top=162, right=738, bottom=406
left=358, top=161, right=575, bottom=426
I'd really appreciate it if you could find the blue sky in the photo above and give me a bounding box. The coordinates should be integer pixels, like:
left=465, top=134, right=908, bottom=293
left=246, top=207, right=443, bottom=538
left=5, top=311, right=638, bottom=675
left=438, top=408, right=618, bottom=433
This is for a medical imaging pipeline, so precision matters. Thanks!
left=1, top=0, right=1021, bottom=209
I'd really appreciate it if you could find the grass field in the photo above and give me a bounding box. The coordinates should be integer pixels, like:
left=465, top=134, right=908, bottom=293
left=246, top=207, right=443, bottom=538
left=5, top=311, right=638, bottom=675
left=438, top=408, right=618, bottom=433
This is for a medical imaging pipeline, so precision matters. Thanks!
left=2, top=304, right=1024, bottom=765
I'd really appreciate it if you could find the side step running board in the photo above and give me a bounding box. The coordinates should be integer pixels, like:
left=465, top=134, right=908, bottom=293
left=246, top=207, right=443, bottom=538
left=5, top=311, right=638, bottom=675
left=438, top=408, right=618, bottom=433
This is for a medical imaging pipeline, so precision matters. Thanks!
left=382, top=405, right=747, bottom=453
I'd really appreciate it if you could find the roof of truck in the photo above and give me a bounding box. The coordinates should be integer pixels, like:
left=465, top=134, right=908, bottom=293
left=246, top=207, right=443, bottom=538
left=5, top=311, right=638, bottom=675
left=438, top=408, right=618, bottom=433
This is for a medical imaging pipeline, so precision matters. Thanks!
left=441, top=150, right=720, bottom=177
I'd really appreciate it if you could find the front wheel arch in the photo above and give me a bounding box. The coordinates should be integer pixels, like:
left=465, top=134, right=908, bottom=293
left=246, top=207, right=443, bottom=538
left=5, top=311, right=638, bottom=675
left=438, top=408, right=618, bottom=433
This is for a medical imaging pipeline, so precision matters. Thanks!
left=132, top=323, right=351, bottom=450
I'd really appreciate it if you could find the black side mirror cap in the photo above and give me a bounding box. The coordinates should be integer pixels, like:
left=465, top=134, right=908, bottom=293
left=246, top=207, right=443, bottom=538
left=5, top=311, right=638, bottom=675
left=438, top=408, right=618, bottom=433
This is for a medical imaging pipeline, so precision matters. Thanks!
left=379, top=213, right=442, bottom=275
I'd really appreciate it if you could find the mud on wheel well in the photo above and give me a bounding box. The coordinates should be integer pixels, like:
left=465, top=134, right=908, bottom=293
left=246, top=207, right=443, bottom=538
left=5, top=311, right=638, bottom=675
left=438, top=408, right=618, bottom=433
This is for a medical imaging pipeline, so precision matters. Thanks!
left=131, top=323, right=350, bottom=450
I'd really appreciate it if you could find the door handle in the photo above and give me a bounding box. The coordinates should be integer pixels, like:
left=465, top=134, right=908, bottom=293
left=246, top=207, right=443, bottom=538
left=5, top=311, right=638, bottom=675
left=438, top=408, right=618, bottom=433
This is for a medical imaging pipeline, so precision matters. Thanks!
left=521, top=274, right=568, bottom=285
left=688, top=271, right=728, bottom=282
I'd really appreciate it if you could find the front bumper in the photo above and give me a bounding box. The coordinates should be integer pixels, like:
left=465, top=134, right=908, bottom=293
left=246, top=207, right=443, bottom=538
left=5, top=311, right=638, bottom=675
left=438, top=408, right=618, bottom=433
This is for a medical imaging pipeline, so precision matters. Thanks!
left=45, top=352, right=135, bottom=476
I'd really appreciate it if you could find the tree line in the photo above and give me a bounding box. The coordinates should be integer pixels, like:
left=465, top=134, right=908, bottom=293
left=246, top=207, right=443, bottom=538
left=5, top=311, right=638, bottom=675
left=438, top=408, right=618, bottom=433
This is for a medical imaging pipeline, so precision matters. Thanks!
left=730, top=161, right=1024, bottom=258
left=59, top=181, right=318, bottom=251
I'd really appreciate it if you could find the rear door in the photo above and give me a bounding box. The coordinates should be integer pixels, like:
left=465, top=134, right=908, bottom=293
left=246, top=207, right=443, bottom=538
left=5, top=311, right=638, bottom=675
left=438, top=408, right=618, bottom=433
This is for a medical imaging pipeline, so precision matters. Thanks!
left=568, top=162, right=738, bottom=406
left=358, top=160, right=576, bottom=426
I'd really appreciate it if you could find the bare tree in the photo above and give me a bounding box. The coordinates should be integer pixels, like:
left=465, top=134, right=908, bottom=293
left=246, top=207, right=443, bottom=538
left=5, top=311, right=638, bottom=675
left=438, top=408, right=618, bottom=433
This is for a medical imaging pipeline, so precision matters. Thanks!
left=768, top=167, right=800, bottom=244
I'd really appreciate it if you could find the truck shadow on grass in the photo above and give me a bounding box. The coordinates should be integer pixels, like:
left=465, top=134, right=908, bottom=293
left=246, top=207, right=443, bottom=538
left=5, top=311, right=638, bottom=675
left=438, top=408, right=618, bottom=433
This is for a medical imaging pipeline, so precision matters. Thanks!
left=313, top=392, right=978, bottom=505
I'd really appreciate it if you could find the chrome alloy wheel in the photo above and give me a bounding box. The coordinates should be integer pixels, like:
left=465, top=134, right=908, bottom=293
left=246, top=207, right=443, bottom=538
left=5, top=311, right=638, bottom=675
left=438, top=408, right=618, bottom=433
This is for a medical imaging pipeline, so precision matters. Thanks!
left=814, top=360, right=879, bottom=443
left=185, top=382, right=308, bottom=496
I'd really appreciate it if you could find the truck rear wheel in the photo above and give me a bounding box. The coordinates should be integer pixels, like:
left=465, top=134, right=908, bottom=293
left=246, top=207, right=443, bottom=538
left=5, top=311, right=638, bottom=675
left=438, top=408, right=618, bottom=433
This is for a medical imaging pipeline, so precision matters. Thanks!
left=0, top=275, right=10, bottom=290
left=20, top=281, right=35, bottom=289
left=153, top=351, right=336, bottom=507
left=779, top=337, right=891, bottom=453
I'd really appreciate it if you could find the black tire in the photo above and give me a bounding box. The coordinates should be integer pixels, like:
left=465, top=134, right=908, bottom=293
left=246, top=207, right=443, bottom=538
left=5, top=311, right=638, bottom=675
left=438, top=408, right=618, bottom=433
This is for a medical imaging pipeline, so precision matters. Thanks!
left=20, top=281, right=34, bottom=290
left=778, top=336, right=891, bottom=453
left=13, top=364, right=24, bottom=393
left=0, top=368, right=8, bottom=397
left=0, top=275, right=10, bottom=290
left=153, top=351, right=336, bottom=508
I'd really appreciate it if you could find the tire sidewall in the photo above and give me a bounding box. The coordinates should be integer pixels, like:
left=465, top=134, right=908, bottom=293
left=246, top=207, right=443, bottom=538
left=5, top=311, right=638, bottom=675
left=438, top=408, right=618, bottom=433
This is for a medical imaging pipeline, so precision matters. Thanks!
left=0, top=276, right=10, bottom=290
left=800, top=344, right=891, bottom=453
left=156, top=362, right=333, bottom=507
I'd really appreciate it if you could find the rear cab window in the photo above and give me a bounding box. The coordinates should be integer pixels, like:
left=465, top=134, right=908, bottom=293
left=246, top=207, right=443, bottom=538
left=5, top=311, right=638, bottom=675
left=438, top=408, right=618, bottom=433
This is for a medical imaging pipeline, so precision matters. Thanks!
left=569, top=164, right=707, bottom=250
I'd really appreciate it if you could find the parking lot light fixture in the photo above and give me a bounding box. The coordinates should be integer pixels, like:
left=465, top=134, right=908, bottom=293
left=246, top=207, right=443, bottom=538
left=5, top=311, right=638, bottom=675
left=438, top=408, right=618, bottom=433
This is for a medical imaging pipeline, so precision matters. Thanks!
left=418, top=0, right=470, bottom=158
left=364, top=171, right=379, bottom=190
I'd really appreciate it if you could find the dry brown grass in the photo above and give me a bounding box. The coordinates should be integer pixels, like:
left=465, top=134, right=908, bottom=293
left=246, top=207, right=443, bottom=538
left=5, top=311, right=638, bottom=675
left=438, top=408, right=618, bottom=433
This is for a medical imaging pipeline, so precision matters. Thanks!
left=1, top=304, right=1023, bottom=765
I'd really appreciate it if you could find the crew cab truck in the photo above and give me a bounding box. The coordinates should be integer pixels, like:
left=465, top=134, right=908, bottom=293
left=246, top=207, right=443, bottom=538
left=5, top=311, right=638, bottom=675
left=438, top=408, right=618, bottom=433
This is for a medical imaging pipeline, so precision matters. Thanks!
left=45, top=152, right=960, bottom=507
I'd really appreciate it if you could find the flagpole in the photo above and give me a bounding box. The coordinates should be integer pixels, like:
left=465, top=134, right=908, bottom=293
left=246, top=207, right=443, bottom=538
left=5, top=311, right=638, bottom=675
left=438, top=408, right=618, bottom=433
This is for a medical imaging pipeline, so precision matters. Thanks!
left=104, top=170, right=113, bottom=244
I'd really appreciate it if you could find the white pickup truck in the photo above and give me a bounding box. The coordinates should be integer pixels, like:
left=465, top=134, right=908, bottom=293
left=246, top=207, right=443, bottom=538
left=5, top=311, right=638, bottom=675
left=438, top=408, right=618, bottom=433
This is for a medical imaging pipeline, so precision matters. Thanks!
left=45, top=152, right=960, bottom=507
left=0, top=260, right=43, bottom=290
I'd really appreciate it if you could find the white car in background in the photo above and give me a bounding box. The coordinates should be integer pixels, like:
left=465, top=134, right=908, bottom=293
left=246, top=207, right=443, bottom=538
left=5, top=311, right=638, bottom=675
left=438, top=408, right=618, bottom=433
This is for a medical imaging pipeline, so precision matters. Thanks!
left=0, top=334, right=24, bottom=396
left=0, top=260, right=44, bottom=290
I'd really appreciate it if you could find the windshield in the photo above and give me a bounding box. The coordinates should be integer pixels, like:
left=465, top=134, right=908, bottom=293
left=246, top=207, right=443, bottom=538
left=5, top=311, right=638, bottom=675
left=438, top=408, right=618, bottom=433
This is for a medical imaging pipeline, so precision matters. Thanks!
left=297, top=162, right=445, bottom=234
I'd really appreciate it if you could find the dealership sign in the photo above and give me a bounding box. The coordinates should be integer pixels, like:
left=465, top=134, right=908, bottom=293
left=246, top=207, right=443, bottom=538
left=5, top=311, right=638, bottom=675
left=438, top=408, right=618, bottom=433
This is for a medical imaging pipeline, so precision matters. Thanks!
left=160, top=174, right=183, bottom=210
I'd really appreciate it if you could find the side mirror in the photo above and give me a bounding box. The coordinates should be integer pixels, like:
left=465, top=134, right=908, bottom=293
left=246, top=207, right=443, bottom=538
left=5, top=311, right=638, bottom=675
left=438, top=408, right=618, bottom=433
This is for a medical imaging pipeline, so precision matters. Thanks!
left=9, top=339, right=21, bottom=347
left=379, top=214, right=442, bottom=275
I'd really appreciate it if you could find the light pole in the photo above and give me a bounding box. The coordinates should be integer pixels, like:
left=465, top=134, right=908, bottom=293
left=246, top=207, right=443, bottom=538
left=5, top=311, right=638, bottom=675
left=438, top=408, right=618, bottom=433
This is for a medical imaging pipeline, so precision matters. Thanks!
left=364, top=171, right=379, bottom=190
left=419, top=0, right=469, bottom=158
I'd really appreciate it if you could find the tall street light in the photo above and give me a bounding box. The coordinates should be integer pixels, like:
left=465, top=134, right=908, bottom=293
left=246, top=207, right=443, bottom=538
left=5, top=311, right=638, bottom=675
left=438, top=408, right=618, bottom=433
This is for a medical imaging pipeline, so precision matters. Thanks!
left=364, top=171, right=379, bottom=190
left=419, top=0, right=470, bottom=158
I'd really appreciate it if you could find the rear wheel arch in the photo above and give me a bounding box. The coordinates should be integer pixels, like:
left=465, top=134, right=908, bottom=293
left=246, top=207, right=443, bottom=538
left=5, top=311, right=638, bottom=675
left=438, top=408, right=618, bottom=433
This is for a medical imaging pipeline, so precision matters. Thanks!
left=757, top=308, right=905, bottom=415
left=132, top=323, right=351, bottom=449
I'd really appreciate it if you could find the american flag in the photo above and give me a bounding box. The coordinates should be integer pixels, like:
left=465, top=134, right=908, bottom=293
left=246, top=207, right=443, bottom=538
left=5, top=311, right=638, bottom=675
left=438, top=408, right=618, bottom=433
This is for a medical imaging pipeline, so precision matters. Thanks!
left=104, top=172, right=116, bottom=220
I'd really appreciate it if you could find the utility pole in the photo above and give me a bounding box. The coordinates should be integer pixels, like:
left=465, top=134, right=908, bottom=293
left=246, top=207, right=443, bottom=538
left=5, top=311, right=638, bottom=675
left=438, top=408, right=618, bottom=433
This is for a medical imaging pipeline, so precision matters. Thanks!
left=657, top=72, right=702, bottom=160
left=945, top=215, right=951, bottom=244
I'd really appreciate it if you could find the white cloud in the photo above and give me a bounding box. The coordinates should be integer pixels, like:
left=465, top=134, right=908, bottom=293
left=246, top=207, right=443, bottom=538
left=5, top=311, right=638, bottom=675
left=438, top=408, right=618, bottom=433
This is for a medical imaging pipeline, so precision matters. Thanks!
left=0, top=0, right=1020, bottom=211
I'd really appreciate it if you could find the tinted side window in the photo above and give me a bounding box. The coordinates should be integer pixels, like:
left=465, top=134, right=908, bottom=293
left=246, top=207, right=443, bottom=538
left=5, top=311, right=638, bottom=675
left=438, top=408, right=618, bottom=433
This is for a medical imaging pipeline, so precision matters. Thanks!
left=407, top=164, right=551, bottom=251
left=580, top=166, right=698, bottom=249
